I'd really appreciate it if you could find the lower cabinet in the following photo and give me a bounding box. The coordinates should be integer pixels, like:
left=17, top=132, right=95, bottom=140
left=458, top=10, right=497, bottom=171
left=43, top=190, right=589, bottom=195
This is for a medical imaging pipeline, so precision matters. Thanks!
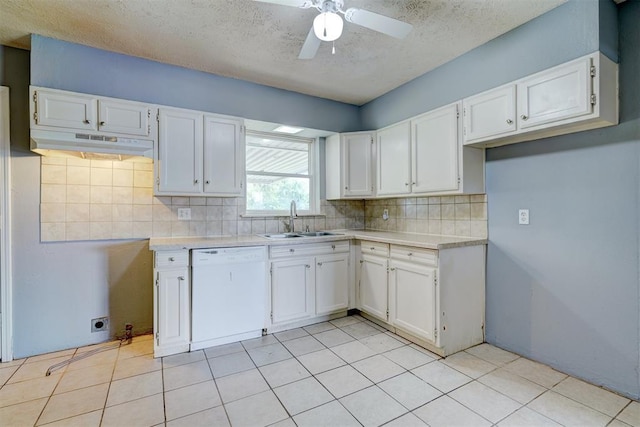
left=269, top=242, right=350, bottom=328
left=153, top=250, right=191, bottom=357
left=359, top=253, right=388, bottom=321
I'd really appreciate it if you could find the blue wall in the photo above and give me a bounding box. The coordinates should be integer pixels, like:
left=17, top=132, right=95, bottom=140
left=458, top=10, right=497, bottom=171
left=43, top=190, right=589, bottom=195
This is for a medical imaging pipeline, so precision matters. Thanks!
left=30, top=35, right=361, bottom=133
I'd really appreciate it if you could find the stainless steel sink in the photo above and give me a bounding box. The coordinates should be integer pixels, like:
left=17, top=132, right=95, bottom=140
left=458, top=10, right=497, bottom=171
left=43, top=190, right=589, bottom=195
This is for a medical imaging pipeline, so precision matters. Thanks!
left=259, top=231, right=343, bottom=239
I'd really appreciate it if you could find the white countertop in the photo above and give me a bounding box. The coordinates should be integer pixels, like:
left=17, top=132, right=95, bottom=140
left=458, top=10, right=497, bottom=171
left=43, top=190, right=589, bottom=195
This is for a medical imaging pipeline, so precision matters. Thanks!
left=149, top=230, right=487, bottom=251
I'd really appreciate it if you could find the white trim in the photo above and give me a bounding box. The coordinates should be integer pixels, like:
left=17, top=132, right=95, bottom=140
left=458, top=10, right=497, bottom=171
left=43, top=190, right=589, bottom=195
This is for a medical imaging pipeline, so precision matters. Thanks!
left=0, top=87, right=13, bottom=362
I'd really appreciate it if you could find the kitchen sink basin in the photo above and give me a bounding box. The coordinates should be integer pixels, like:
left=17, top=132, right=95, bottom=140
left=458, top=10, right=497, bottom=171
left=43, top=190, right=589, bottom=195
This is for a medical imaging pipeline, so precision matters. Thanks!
left=259, top=231, right=343, bottom=239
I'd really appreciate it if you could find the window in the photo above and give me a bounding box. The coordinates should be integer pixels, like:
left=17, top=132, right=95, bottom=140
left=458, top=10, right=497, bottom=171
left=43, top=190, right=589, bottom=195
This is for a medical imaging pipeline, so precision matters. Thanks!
left=245, top=131, right=318, bottom=215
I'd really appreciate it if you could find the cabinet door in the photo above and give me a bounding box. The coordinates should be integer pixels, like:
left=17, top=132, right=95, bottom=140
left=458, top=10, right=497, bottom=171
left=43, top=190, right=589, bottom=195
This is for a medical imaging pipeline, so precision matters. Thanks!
left=377, top=122, right=411, bottom=196
left=157, top=108, right=203, bottom=194
left=316, top=253, right=349, bottom=315
left=463, top=85, right=516, bottom=143
left=359, top=254, right=388, bottom=321
left=156, top=269, right=190, bottom=350
left=389, top=259, right=436, bottom=342
left=517, top=57, right=592, bottom=130
left=203, top=115, right=244, bottom=196
left=342, top=132, right=374, bottom=197
left=271, top=258, right=314, bottom=324
left=35, top=89, right=96, bottom=131
left=98, top=99, right=150, bottom=136
left=411, top=103, right=459, bottom=194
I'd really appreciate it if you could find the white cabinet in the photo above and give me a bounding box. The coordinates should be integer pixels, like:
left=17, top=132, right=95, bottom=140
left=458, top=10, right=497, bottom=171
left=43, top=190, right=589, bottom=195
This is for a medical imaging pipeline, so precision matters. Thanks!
left=153, top=250, right=190, bottom=358
left=376, top=122, right=411, bottom=196
left=269, top=241, right=350, bottom=329
left=271, top=257, right=315, bottom=324
left=359, top=253, right=389, bottom=321
left=326, top=132, right=375, bottom=199
left=31, top=87, right=152, bottom=137
left=463, top=52, right=618, bottom=147
left=156, top=107, right=244, bottom=196
left=315, top=252, right=349, bottom=315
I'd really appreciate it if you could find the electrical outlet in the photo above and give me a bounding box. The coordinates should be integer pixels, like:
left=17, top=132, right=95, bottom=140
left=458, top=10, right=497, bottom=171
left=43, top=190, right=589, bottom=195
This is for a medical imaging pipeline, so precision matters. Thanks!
left=519, top=209, right=530, bottom=225
left=177, top=208, right=191, bottom=220
left=91, top=317, right=109, bottom=332
left=383, top=209, right=389, bottom=221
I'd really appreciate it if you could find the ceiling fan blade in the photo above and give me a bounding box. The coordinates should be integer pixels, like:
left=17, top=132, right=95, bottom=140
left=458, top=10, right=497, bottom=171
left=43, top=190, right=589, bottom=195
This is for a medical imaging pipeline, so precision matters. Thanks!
left=253, top=0, right=313, bottom=8
left=344, top=8, right=413, bottom=39
left=298, top=27, right=321, bottom=59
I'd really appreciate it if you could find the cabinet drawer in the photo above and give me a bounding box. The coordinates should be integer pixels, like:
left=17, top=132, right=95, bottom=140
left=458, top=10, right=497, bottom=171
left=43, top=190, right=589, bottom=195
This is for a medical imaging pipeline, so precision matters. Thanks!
left=270, top=241, right=349, bottom=258
left=155, top=250, right=189, bottom=268
left=360, top=241, right=390, bottom=257
left=390, top=245, right=437, bottom=266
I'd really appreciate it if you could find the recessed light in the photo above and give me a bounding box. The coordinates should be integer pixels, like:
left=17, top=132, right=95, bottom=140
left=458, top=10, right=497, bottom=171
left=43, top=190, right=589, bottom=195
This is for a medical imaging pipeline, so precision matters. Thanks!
left=273, top=125, right=304, bottom=134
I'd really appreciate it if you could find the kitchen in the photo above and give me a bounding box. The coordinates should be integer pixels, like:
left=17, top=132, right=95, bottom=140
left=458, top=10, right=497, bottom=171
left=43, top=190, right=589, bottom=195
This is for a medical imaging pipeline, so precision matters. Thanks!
left=0, top=0, right=638, bottom=425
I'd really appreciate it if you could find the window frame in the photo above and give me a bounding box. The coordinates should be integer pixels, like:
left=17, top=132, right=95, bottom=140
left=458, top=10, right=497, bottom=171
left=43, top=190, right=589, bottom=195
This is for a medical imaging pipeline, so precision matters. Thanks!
left=244, top=130, right=320, bottom=217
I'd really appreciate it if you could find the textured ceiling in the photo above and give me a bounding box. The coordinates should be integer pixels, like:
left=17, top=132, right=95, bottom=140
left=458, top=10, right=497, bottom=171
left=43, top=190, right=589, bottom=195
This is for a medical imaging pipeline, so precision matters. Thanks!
left=0, top=0, right=566, bottom=105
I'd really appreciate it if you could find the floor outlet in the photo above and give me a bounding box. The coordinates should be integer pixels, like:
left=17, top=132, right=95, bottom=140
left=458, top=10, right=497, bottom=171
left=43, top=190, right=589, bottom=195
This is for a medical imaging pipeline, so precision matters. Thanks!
left=177, top=208, right=191, bottom=220
left=519, top=209, right=530, bottom=225
left=91, top=317, right=109, bottom=332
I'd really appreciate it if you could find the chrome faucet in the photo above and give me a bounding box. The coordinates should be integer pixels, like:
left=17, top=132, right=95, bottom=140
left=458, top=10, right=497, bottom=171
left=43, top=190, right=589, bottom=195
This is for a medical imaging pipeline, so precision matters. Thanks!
left=289, top=200, right=297, bottom=233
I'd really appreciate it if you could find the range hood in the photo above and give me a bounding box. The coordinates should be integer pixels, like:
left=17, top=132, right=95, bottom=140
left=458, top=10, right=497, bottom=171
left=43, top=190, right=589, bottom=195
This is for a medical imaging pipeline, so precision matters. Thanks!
left=30, top=129, right=154, bottom=160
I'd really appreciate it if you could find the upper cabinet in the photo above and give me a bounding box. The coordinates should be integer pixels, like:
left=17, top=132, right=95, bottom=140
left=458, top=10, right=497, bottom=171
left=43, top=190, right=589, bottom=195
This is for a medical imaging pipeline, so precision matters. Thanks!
left=377, top=121, right=411, bottom=196
left=31, top=87, right=153, bottom=137
left=156, top=107, right=244, bottom=196
left=326, top=131, right=375, bottom=200
left=463, top=52, right=618, bottom=148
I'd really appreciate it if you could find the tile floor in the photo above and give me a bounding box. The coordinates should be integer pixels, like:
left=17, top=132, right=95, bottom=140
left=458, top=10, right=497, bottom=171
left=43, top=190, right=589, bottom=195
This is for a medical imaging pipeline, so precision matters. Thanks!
left=0, top=315, right=638, bottom=426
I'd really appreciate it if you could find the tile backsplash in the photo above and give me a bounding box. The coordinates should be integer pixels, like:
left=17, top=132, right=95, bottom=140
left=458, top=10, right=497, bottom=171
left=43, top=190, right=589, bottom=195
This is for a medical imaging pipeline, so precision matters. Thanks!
left=40, top=157, right=486, bottom=242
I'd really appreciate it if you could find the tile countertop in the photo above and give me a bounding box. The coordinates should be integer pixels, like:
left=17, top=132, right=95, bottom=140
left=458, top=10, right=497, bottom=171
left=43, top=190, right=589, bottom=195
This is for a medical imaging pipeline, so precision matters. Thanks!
left=149, top=230, right=487, bottom=251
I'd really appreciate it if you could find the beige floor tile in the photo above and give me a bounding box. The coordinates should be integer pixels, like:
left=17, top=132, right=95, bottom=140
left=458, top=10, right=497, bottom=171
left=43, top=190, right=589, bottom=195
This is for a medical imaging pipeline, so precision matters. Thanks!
left=101, top=393, right=165, bottom=427
left=0, top=358, right=26, bottom=368
left=442, top=351, right=498, bottom=378
left=303, top=322, right=336, bottom=335
left=330, top=316, right=362, bottom=328
left=465, top=344, right=520, bottom=367
left=409, top=344, right=442, bottom=360
left=225, top=390, right=288, bottom=427
left=528, top=391, right=612, bottom=426
left=282, top=336, right=325, bottom=357
left=339, top=385, right=407, bottom=426
left=0, top=374, right=62, bottom=408
left=617, top=401, right=640, bottom=427
left=247, top=343, right=293, bottom=366
left=270, top=417, right=296, bottom=427
left=610, top=419, right=635, bottom=427
left=216, top=368, right=270, bottom=403
left=504, top=358, right=567, bottom=388
left=209, top=351, right=255, bottom=378
left=497, top=406, right=561, bottom=426
left=40, top=409, right=102, bottom=427
left=106, top=370, right=163, bottom=407
left=259, top=358, right=311, bottom=388
left=74, top=341, right=120, bottom=354
left=359, top=333, right=404, bottom=353
left=386, top=332, right=412, bottom=345
left=0, top=365, right=19, bottom=386
left=165, top=380, right=221, bottom=421
left=65, top=348, right=118, bottom=371
left=411, top=360, right=472, bottom=393
left=162, top=350, right=205, bottom=369
left=330, top=340, right=376, bottom=364
left=54, top=363, right=113, bottom=394
left=0, top=397, right=47, bottom=426
left=9, top=356, right=70, bottom=383
left=293, top=400, right=360, bottom=427
left=204, top=342, right=245, bottom=359
left=315, top=365, right=373, bottom=399
left=273, top=377, right=334, bottom=415
left=352, top=354, right=405, bottom=383
left=163, top=360, right=213, bottom=391
left=26, top=349, right=77, bottom=364
left=166, top=406, right=229, bottom=427
left=112, top=354, right=162, bottom=381
left=413, top=395, right=492, bottom=427
left=298, top=349, right=346, bottom=375
left=385, top=412, right=428, bottom=426
left=241, top=335, right=278, bottom=350
left=552, top=377, right=630, bottom=417
left=378, top=372, right=441, bottom=410
left=340, top=323, right=381, bottom=341
left=313, top=329, right=354, bottom=348
left=383, top=346, right=435, bottom=370
left=449, top=381, right=521, bottom=423
left=117, top=340, right=154, bottom=360
left=37, top=383, right=108, bottom=425
left=273, top=328, right=309, bottom=342
left=479, top=368, right=547, bottom=404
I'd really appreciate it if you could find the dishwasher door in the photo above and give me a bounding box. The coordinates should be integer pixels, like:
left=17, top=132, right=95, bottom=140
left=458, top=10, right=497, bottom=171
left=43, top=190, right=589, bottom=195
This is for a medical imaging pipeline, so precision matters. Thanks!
left=191, top=247, right=267, bottom=350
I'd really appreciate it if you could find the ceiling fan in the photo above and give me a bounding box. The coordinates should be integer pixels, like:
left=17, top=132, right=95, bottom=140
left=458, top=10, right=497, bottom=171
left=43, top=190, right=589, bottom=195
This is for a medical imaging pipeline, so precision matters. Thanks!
left=254, top=0, right=413, bottom=59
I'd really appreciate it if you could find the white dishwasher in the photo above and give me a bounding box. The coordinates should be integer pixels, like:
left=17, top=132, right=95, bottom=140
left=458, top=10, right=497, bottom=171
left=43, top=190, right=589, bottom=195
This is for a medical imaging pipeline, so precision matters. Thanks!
left=191, top=246, right=267, bottom=350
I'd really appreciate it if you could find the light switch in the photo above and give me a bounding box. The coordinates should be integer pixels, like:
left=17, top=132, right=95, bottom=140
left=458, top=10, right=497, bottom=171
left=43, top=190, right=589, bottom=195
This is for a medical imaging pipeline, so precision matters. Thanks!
left=178, top=208, right=191, bottom=220
left=518, top=209, right=529, bottom=225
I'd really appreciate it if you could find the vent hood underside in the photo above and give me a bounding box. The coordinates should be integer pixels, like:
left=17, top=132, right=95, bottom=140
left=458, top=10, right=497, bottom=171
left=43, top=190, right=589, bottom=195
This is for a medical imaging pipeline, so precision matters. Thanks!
left=30, top=129, right=154, bottom=161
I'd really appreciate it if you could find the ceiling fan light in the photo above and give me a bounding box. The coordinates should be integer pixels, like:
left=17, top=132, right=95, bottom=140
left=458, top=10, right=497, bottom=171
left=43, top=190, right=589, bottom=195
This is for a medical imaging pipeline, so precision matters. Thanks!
left=313, top=12, right=343, bottom=42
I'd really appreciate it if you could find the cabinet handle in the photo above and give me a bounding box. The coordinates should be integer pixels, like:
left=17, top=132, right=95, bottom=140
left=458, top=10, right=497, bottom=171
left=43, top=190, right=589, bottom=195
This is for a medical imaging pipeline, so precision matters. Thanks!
left=83, top=119, right=90, bottom=124
left=506, top=119, right=513, bottom=124
left=331, top=244, right=335, bottom=250
left=317, top=262, right=322, bottom=266
left=205, top=180, right=210, bottom=184
left=194, top=179, right=199, bottom=184
left=390, top=268, right=396, bottom=271
left=344, top=186, right=348, bottom=190
left=99, top=121, right=105, bottom=126
left=412, top=182, right=416, bottom=186
left=370, top=247, right=375, bottom=250
left=407, top=253, right=413, bottom=256
left=169, top=257, right=175, bottom=261
left=520, top=115, right=528, bottom=120
left=289, top=248, right=295, bottom=253
left=305, top=264, right=310, bottom=268
left=178, top=276, right=185, bottom=280
left=405, top=183, right=409, bottom=186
